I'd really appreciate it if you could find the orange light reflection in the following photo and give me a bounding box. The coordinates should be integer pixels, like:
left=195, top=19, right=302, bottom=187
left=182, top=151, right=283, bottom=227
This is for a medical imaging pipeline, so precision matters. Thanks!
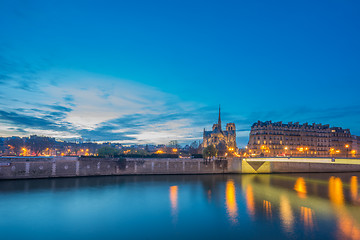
left=225, top=179, right=238, bottom=224
left=350, top=176, right=358, bottom=203
left=329, top=177, right=344, bottom=205
left=300, top=207, right=315, bottom=232
left=279, top=195, right=294, bottom=233
left=170, top=186, right=178, bottom=216
left=246, top=185, right=255, bottom=217
left=263, top=200, right=272, bottom=220
left=294, top=177, right=307, bottom=199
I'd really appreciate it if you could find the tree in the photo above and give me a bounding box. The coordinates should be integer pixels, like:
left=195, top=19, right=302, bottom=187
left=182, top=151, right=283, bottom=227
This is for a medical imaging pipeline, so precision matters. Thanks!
left=203, top=145, right=217, bottom=159
left=5, top=137, right=24, bottom=155
left=189, top=141, right=199, bottom=154
left=26, top=136, right=55, bottom=156
left=168, top=140, right=181, bottom=149
left=97, top=146, right=120, bottom=157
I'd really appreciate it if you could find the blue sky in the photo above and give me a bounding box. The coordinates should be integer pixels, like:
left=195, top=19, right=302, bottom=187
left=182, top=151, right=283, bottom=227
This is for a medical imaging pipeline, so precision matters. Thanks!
left=0, top=0, right=360, bottom=146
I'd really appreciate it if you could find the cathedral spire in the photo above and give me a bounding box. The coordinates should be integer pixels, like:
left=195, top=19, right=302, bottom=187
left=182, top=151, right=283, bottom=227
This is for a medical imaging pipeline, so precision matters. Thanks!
left=218, top=104, right=222, bottom=130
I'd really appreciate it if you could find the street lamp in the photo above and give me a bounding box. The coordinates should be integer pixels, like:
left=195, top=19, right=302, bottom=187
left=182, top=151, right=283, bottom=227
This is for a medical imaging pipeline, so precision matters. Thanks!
left=345, top=144, right=349, bottom=158
left=330, top=148, right=335, bottom=157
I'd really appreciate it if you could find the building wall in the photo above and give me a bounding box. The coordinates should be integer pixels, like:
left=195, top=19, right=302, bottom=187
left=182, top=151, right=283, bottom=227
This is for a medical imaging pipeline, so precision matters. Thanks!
left=247, top=121, right=356, bottom=158
left=203, top=124, right=237, bottom=155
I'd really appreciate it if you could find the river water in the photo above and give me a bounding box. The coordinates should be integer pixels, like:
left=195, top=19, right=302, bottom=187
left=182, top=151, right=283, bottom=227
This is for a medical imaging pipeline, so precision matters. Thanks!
left=0, top=173, right=359, bottom=239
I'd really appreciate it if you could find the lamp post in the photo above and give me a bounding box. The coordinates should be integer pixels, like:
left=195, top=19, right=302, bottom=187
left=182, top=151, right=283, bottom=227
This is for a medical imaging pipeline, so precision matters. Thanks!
left=345, top=144, right=349, bottom=158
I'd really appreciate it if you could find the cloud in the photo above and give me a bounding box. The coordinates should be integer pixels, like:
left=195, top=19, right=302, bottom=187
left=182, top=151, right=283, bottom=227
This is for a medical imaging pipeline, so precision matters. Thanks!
left=0, top=110, right=71, bottom=132
left=3, top=53, right=358, bottom=146
left=45, top=104, right=73, bottom=113
left=63, top=94, right=75, bottom=106
left=0, top=52, right=52, bottom=93
left=0, top=68, right=212, bottom=144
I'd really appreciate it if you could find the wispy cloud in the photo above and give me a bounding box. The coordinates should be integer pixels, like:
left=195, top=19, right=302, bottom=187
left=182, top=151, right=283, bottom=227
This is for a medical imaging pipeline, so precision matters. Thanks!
left=0, top=65, right=213, bottom=144
left=1, top=51, right=359, bottom=146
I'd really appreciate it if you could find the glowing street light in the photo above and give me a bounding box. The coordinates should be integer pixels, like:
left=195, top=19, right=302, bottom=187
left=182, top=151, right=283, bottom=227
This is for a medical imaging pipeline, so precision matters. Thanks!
left=21, top=147, right=27, bottom=156
left=345, top=144, right=350, bottom=158
left=351, top=150, right=357, bottom=157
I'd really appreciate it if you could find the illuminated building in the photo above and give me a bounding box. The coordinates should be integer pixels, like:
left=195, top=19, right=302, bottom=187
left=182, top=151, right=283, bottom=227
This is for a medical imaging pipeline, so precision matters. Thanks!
left=247, top=121, right=359, bottom=157
left=202, top=106, right=237, bottom=156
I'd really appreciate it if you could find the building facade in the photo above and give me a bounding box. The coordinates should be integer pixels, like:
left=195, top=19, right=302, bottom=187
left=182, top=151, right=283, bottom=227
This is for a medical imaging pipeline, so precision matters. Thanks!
left=203, top=107, right=236, bottom=156
left=247, top=121, right=359, bottom=158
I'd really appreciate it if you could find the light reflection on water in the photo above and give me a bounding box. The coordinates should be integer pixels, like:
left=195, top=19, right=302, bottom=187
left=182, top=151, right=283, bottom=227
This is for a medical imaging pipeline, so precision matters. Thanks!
left=294, top=177, right=307, bottom=199
left=169, top=185, right=178, bottom=222
left=1, top=173, right=360, bottom=239
left=350, top=176, right=358, bottom=203
left=225, top=179, right=238, bottom=224
left=279, top=195, right=294, bottom=233
left=300, top=206, right=315, bottom=232
left=245, top=185, right=255, bottom=218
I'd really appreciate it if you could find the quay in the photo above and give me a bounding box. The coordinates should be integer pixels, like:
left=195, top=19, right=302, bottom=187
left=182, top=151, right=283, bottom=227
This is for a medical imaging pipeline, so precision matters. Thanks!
left=1, top=157, right=360, bottom=180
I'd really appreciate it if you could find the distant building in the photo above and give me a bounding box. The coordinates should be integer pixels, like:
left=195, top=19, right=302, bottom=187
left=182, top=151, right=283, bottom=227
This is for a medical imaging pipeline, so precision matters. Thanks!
left=247, top=121, right=359, bottom=157
left=202, top=106, right=236, bottom=156
left=352, top=136, right=360, bottom=157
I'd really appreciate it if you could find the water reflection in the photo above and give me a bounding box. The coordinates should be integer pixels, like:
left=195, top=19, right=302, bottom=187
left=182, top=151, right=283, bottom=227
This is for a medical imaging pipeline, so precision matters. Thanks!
left=169, top=185, right=178, bottom=221
left=239, top=173, right=360, bottom=239
left=336, top=213, right=360, bottom=240
left=329, top=177, right=344, bottom=205
left=294, top=177, right=307, bottom=199
left=2, top=174, right=360, bottom=239
left=326, top=177, right=360, bottom=239
left=350, top=176, right=358, bottom=203
left=225, top=179, right=238, bottom=224
left=279, top=195, right=294, bottom=233
left=245, top=185, right=255, bottom=218
left=300, top=206, right=315, bottom=232
left=207, top=190, right=212, bottom=202
left=263, top=200, right=272, bottom=220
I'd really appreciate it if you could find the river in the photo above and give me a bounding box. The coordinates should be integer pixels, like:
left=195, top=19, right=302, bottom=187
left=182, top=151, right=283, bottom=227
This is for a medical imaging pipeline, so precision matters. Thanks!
left=0, top=173, right=359, bottom=239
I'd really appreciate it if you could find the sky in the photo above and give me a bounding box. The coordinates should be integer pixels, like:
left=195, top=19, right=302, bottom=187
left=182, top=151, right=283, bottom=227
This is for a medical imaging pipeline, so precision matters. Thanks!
left=0, top=0, right=360, bottom=147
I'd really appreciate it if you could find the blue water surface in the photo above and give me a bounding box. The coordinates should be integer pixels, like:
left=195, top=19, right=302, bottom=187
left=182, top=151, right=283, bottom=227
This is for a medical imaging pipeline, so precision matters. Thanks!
left=0, top=173, right=359, bottom=240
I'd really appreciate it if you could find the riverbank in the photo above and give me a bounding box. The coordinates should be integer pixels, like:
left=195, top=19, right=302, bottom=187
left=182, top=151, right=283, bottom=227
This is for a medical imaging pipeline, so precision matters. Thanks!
left=0, top=157, right=228, bottom=179
left=1, top=157, right=360, bottom=180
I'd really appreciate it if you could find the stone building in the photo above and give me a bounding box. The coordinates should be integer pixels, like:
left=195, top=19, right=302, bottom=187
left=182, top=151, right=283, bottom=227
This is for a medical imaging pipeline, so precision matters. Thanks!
left=202, top=107, right=237, bottom=156
left=247, top=121, right=359, bottom=157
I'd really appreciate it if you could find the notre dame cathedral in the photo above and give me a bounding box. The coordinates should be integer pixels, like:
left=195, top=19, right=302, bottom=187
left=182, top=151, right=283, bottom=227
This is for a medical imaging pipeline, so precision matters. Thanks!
left=202, top=106, right=237, bottom=156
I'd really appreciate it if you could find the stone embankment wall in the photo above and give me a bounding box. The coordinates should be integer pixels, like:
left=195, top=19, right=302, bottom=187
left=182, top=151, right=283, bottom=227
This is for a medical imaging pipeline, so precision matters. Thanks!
left=231, top=157, right=360, bottom=173
left=2, top=157, right=360, bottom=180
left=0, top=157, right=228, bottom=180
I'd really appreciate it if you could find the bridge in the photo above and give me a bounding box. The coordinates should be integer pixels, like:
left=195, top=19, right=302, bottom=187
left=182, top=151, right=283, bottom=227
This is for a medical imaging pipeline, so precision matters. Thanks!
left=229, top=157, right=360, bottom=174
